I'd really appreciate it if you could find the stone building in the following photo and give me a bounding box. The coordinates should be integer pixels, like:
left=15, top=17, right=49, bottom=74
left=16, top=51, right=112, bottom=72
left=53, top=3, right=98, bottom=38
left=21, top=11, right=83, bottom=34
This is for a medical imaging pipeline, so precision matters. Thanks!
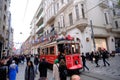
left=29, top=0, right=120, bottom=54
left=0, top=0, right=12, bottom=58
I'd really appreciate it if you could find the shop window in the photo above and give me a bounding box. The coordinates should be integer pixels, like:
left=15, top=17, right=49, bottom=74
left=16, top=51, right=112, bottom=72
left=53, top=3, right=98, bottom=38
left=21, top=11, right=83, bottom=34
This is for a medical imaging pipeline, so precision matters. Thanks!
left=95, top=38, right=107, bottom=50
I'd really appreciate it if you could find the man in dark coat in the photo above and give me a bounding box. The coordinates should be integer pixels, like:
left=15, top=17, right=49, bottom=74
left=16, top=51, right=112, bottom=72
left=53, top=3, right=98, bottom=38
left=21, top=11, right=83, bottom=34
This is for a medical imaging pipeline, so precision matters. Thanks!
left=101, top=50, right=110, bottom=66
left=0, top=59, right=8, bottom=80
left=94, top=51, right=100, bottom=67
left=38, top=58, right=48, bottom=80
left=81, top=53, right=89, bottom=71
left=34, top=55, right=39, bottom=74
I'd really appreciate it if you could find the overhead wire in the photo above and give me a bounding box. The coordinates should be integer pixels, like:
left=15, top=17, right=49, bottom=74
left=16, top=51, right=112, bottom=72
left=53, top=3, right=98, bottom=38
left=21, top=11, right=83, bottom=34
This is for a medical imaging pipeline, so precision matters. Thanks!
left=23, top=0, right=29, bottom=22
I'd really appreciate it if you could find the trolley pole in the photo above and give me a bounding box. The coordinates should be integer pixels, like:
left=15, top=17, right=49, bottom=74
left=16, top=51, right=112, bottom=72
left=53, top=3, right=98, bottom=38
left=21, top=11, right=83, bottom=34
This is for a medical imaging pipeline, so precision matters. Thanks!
left=90, top=20, right=96, bottom=51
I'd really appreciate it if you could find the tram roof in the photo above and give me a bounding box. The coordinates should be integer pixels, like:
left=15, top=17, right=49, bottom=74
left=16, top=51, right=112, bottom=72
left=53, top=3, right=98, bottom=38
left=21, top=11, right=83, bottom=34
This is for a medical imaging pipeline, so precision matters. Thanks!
left=41, top=40, right=80, bottom=48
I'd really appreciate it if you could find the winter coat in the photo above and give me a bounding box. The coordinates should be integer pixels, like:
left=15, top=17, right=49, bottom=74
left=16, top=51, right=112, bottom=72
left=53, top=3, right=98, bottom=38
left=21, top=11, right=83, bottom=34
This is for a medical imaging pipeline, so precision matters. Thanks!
left=25, top=66, right=35, bottom=80
left=59, top=65, right=67, bottom=80
left=0, top=65, right=8, bottom=80
left=38, top=60, right=48, bottom=77
left=9, top=63, right=18, bottom=80
left=34, top=57, right=39, bottom=65
left=53, top=63, right=60, bottom=80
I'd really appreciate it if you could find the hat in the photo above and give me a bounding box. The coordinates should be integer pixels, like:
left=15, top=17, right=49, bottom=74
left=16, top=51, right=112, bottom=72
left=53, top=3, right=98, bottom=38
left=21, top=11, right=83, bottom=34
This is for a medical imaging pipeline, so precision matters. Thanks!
left=54, top=59, right=59, bottom=64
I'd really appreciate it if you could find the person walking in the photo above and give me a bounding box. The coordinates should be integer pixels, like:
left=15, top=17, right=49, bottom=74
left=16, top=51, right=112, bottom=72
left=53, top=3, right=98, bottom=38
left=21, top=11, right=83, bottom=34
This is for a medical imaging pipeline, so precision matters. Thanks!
left=38, top=58, right=48, bottom=80
left=53, top=59, right=60, bottom=80
left=81, top=52, right=89, bottom=71
left=90, top=51, right=94, bottom=63
left=57, top=52, right=65, bottom=62
left=26, top=55, right=31, bottom=64
left=94, top=51, right=100, bottom=67
left=34, top=55, right=39, bottom=74
left=101, top=49, right=110, bottom=66
left=8, top=60, right=18, bottom=80
left=59, top=59, right=67, bottom=80
left=0, top=59, right=8, bottom=80
left=25, top=61, right=35, bottom=80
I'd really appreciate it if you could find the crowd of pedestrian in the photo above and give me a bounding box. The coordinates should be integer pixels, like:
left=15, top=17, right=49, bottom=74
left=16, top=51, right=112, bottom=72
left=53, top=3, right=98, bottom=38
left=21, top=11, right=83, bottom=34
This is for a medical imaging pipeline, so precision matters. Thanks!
left=0, top=54, right=31, bottom=80
left=0, top=47, right=112, bottom=80
left=82, top=47, right=111, bottom=72
left=0, top=56, right=19, bottom=80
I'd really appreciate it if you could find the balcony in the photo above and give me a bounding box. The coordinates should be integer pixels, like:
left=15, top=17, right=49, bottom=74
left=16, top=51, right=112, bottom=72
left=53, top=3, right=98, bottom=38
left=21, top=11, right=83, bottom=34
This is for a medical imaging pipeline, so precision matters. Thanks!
left=57, top=0, right=73, bottom=14
left=74, top=0, right=84, bottom=4
left=114, top=9, right=120, bottom=18
left=36, top=24, right=44, bottom=34
left=57, top=3, right=67, bottom=14
left=105, top=24, right=112, bottom=32
left=46, top=15, right=56, bottom=24
left=36, top=12, right=44, bottom=25
left=67, top=18, right=88, bottom=32
left=112, top=28, right=120, bottom=33
left=99, top=0, right=109, bottom=9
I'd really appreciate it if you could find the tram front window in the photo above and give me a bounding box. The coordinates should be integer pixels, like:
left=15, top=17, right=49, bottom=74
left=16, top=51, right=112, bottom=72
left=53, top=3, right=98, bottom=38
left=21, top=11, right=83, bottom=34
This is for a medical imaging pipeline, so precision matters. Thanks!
left=58, top=44, right=64, bottom=53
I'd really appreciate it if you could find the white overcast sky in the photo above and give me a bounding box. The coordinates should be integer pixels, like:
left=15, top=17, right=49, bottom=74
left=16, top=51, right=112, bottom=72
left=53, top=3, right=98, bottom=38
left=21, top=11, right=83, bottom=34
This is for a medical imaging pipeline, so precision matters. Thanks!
left=10, top=0, right=41, bottom=48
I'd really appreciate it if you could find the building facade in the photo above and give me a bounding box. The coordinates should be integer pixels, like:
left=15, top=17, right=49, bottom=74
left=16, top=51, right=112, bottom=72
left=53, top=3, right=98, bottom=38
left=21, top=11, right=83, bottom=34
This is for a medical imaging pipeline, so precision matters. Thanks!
left=20, top=36, right=32, bottom=55
left=26, top=0, right=120, bottom=55
left=0, top=0, right=12, bottom=58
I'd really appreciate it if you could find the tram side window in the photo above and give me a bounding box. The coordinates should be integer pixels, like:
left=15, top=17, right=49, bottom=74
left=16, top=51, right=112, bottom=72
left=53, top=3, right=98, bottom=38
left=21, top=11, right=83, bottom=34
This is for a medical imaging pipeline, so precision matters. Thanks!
left=50, top=46, right=54, bottom=54
left=44, top=48, right=48, bottom=55
left=42, top=49, right=44, bottom=54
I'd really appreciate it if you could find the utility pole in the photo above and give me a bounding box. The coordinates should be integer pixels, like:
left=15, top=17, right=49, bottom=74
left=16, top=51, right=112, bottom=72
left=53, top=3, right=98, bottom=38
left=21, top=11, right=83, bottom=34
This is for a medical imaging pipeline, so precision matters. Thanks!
left=90, top=20, right=96, bottom=51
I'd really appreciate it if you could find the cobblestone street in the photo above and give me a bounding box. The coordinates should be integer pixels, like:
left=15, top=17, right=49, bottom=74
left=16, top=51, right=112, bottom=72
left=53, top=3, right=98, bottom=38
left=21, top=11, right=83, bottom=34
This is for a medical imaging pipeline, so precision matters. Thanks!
left=16, top=55, right=120, bottom=80
left=86, top=54, right=120, bottom=79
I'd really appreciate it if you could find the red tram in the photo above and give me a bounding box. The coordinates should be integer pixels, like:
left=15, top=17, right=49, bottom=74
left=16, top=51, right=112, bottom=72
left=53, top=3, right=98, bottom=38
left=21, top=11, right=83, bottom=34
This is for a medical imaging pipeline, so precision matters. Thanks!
left=39, top=39, right=83, bottom=71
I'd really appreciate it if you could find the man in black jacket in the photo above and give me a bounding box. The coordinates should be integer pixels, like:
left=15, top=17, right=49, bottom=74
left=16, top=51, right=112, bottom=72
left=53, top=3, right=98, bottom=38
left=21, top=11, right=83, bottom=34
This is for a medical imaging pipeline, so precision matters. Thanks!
left=101, top=50, right=110, bottom=66
left=81, top=53, right=89, bottom=71
left=34, top=55, right=39, bottom=74
left=0, top=59, right=8, bottom=80
left=38, top=58, right=48, bottom=80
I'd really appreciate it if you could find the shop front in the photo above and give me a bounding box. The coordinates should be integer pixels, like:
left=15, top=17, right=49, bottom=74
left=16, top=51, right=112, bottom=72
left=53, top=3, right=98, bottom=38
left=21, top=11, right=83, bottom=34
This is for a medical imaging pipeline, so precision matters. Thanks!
left=95, top=38, right=107, bottom=51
